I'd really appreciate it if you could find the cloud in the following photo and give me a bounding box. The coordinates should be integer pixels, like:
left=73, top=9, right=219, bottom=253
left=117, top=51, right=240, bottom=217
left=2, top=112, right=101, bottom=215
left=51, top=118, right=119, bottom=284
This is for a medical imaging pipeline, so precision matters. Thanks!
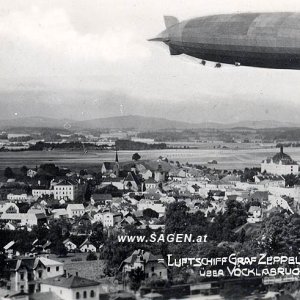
left=0, top=6, right=151, bottom=80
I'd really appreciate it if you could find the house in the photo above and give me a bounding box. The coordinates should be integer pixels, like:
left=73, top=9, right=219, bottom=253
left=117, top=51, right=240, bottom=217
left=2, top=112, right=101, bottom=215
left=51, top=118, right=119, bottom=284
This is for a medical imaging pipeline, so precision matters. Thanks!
left=3, top=241, right=20, bottom=258
left=101, top=161, right=119, bottom=176
left=79, top=239, right=97, bottom=253
left=31, top=240, right=52, bottom=255
left=220, top=174, right=241, bottom=185
left=0, top=202, right=19, bottom=214
left=4, top=257, right=64, bottom=294
left=66, top=204, right=85, bottom=219
left=90, top=194, right=112, bottom=207
left=27, top=204, right=46, bottom=215
left=53, top=180, right=78, bottom=201
left=100, top=178, right=124, bottom=190
left=95, top=211, right=122, bottom=228
left=63, top=238, right=78, bottom=252
left=51, top=209, right=69, bottom=219
left=7, top=193, right=28, bottom=202
left=27, top=169, right=37, bottom=178
left=123, top=172, right=140, bottom=191
left=40, top=275, right=102, bottom=300
left=119, top=249, right=168, bottom=280
left=0, top=213, right=47, bottom=227
left=32, top=187, right=53, bottom=199
left=254, top=174, right=286, bottom=188
left=247, top=206, right=262, bottom=223
left=144, top=178, right=158, bottom=191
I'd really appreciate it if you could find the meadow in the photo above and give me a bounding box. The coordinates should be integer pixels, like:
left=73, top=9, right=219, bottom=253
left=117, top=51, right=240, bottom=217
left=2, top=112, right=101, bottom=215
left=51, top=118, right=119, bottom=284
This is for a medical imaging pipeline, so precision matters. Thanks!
left=0, top=145, right=300, bottom=172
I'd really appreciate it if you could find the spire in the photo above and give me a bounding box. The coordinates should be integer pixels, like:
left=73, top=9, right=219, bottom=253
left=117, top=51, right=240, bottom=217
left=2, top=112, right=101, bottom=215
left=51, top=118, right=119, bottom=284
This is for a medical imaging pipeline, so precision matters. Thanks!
left=115, top=148, right=119, bottom=163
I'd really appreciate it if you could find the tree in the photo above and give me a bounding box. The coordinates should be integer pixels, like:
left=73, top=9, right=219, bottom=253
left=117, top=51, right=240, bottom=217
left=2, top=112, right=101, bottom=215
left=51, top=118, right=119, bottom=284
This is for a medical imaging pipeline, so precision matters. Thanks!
left=86, top=252, right=98, bottom=261
left=143, top=208, right=159, bottom=219
left=90, top=222, right=104, bottom=248
left=165, top=202, right=189, bottom=234
left=132, top=152, right=141, bottom=161
left=128, top=267, right=145, bottom=292
left=20, top=166, right=28, bottom=177
left=4, top=167, right=14, bottom=178
left=53, top=241, right=67, bottom=257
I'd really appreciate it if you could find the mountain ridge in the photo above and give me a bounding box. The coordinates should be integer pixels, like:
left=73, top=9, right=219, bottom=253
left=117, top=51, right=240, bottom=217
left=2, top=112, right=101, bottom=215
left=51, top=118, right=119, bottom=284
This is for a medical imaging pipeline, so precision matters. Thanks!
left=0, top=115, right=299, bottom=130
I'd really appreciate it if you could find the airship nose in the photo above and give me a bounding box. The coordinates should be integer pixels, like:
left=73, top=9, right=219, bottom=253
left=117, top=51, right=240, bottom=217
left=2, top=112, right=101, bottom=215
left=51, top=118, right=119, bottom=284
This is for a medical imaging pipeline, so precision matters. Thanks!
left=148, top=29, right=170, bottom=43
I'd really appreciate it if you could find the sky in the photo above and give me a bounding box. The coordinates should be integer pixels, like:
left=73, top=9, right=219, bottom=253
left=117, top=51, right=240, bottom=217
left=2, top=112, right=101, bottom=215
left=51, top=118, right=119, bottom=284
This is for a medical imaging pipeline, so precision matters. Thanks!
left=0, top=0, right=300, bottom=123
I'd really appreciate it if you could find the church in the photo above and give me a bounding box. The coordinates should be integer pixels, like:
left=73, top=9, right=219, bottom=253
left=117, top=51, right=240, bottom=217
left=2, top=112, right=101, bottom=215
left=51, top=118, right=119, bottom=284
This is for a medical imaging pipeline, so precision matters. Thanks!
left=261, top=146, right=299, bottom=175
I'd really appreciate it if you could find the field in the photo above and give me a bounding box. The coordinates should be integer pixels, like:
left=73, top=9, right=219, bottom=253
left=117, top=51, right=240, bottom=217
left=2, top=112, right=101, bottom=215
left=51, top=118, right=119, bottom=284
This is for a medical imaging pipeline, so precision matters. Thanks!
left=1, top=145, right=300, bottom=171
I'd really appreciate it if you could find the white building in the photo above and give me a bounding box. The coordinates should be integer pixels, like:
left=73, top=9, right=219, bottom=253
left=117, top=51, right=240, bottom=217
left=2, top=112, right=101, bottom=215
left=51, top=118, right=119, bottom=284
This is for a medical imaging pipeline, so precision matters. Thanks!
left=79, top=239, right=97, bottom=253
left=66, top=204, right=85, bottom=218
left=40, top=275, right=102, bottom=300
left=7, top=193, right=28, bottom=202
left=27, top=169, right=37, bottom=178
left=261, top=146, right=299, bottom=175
left=4, top=257, right=63, bottom=294
left=0, top=213, right=47, bottom=227
left=0, top=202, right=19, bottom=214
left=32, top=188, right=53, bottom=199
left=93, top=211, right=122, bottom=228
left=54, top=180, right=78, bottom=201
left=119, top=249, right=168, bottom=280
left=63, top=238, right=78, bottom=252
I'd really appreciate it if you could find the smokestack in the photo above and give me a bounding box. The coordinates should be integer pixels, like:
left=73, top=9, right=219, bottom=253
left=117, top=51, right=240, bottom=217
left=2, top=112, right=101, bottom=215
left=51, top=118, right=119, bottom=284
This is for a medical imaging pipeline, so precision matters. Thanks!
left=280, top=145, right=283, bottom=154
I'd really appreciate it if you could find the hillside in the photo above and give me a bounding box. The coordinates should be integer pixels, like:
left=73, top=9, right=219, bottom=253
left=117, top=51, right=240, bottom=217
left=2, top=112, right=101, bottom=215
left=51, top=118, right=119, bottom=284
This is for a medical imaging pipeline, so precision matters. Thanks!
left=0, top=115, right=299, bottom=131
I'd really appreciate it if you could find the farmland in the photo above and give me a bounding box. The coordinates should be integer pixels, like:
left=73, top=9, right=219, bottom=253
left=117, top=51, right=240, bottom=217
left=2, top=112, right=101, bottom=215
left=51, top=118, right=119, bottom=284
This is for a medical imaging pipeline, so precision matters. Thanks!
left=0, top=145, right=300, bottom=171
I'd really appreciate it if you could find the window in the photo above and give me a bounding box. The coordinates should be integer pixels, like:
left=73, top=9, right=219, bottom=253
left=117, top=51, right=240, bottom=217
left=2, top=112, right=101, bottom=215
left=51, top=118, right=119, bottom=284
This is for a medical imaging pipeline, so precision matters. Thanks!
left=151, top=267, right=154, bottom=272
left=76, top=292, right=80, bottom=299
left=56, top=266, right=60, bottom=272
left=83, top=291, right=87, bottom=298
left=47, top=267, right=50, bottom=272
left=90, top=290, right=95, bottom=298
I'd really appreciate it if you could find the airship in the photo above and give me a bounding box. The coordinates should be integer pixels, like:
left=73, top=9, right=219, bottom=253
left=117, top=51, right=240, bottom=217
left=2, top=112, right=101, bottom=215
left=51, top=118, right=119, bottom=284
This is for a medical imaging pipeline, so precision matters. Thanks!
left=149, top=13, right=300, bottom=69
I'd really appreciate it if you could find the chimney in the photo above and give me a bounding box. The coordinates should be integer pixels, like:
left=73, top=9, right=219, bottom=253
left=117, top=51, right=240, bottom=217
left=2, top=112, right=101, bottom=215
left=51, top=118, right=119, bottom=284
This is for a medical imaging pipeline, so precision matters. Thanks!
left=280, top=145, right=283, bottom=154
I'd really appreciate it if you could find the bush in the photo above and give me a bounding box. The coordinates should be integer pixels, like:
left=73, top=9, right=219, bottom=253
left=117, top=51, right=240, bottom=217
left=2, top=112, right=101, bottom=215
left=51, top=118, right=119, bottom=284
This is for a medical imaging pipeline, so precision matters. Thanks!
left=86, top=252, right=98, bottom=261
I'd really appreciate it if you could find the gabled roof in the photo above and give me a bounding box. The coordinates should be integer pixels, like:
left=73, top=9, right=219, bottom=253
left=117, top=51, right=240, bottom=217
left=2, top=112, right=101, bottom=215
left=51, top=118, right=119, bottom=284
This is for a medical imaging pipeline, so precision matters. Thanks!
left=120, top=249, right=165, bottom=268
left=3, top=241, right=15, bottom=250
left=30, top=291, right=63, bottom=300
left=41, top=275, right=100, bottom=288
left=92, top=193, right=113, bottom=201
left=67, top=204, right=84, bottom=210
left=79, top=238, right=96, bottom=249
left=55, top=179, right=77, bottom=186
left=102, top=162, right=115, bottom=170
left=124, top=172, right=141, bottom=186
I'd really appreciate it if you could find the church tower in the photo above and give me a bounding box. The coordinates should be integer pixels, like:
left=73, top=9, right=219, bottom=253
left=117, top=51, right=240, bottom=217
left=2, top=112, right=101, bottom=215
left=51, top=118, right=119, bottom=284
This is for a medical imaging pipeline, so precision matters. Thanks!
left=114, top=148, right=120, bottom=177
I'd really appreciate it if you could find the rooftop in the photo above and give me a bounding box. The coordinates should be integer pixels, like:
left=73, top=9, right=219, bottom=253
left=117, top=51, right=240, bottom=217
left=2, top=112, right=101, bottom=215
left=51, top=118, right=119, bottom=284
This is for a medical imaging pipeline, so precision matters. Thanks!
left=41, top=275, right=100, bottom=289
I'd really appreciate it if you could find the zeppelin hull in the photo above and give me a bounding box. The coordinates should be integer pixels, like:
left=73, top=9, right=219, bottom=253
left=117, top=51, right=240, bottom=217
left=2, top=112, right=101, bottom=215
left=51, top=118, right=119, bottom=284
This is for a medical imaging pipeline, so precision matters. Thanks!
left=155, top=12, right=300, bottom=69
left=173, top=42, right=300, bottom=69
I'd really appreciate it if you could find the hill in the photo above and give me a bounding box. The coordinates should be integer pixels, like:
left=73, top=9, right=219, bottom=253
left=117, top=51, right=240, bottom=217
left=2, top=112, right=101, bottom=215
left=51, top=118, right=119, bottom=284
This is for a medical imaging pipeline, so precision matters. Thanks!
left=0, top=115, right=300, bottom=131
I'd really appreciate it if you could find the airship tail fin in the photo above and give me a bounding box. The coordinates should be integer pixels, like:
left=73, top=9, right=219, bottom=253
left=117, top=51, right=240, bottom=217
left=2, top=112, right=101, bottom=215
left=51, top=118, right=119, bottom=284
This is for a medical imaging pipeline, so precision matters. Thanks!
left=164, top=16, right=179, bottom=28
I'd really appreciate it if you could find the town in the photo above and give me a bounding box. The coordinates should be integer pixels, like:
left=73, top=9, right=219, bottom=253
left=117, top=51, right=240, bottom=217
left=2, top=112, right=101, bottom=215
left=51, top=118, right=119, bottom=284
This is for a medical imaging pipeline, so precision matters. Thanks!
left=0, top=144, right=300, bottom=300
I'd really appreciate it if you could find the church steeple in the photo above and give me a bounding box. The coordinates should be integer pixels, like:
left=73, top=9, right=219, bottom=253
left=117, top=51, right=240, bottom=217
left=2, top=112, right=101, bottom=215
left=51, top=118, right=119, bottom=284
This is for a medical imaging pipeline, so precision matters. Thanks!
left=114, top=148, right=120, bottom=177
left=115, top=148, right=119, bottom=163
